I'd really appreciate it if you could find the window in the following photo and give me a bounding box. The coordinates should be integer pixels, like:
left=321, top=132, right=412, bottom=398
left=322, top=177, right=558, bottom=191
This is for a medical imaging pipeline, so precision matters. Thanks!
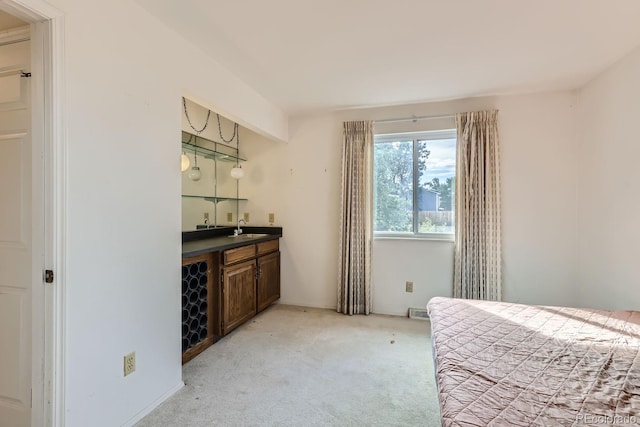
left=373, top=129, right=456, bottom=238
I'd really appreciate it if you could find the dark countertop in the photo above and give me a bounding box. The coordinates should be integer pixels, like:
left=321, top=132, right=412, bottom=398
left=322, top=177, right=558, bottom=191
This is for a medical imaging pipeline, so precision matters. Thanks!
left=182, top=226, right=283, bottom=258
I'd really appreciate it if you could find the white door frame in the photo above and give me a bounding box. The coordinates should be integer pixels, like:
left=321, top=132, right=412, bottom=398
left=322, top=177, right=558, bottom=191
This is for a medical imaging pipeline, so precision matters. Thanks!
left=0, top=1, right=65, bottom=426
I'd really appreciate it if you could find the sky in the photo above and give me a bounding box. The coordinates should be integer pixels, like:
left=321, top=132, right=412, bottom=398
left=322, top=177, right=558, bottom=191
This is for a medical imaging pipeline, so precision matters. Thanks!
left=420, top=138, right=456, bottom=185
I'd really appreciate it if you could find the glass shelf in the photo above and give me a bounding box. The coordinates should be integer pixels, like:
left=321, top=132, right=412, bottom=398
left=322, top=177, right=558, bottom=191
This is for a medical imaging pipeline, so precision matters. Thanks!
left=182, top=194, right=248, bottom=203
left=181, top=131, right=246, bottom=163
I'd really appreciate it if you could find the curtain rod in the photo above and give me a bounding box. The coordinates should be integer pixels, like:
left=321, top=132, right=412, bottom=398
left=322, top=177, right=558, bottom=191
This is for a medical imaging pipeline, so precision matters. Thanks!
left=374, top=114, right=454, bottom=124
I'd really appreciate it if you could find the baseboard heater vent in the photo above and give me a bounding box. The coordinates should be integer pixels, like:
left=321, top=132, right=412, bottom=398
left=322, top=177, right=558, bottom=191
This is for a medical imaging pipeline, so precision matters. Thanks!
left=408, top=307, right=429, bottom=320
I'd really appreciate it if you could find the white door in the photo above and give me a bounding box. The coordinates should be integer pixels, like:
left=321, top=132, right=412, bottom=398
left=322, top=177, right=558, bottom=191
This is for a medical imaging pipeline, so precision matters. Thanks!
left=0, top=33, right=32, bottom=427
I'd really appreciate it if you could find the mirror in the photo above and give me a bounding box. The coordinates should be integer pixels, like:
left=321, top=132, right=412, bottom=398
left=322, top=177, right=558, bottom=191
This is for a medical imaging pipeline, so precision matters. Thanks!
left=181, top=99, right=245, bottom=231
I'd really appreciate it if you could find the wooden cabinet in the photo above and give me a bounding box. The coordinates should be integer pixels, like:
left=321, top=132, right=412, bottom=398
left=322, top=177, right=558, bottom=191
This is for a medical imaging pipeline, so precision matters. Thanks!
left=221, top=259, right=257, bottom=334
left=217, top=238, right=280, bottom=335
left=224, top=244, right=256, bottom=265
left=182, top=236, right=281, bottom=363
left=257, top=239, right=279, bottom=256
left=257, top=248, right=280, bottom=312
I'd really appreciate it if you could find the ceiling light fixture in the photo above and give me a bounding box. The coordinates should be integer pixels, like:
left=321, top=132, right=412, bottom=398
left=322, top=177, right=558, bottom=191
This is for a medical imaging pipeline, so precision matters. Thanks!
left=216, top=113, right=243, bottom=179
left=230, top=164, right=244, bottom=179
left=182, top=96, right=210, bottom=177
left=183, top=97, right=210, bottom=135
left=181, top=152, right=190, bottom=172
left=188, top=143, right=202, bottom=181
left=230, top=130, right=244, bottom=179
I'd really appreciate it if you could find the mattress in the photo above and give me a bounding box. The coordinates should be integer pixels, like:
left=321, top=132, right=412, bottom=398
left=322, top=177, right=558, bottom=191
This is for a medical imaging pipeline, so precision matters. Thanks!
left=427, top=297, right=640, bottom=426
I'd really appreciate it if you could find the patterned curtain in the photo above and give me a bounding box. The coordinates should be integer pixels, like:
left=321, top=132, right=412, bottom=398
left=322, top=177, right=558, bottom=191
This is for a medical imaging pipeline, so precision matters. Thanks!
left=453, top=110, right=502, bottom=301
left=338, top=121, right=374, bottom=315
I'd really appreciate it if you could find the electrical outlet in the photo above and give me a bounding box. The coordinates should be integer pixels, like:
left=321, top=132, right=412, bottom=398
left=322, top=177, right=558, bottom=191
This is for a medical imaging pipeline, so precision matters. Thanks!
left=227, top=212, right=233, bottom=222
left=405, top=281, right=414, bottom=293
left=268, top=213, right=275, bottom=224
left=203, top=212, right=209, bottom=221
left=243, top=212, right=250, bottom=222
left=124, top=352, right=136, bottom=376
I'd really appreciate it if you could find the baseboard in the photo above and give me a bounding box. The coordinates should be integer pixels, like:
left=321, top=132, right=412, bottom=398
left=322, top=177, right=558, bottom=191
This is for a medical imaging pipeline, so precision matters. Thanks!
left=276, top=300, right=336, bottom=310
left=121, top=381, right=185, bottom=427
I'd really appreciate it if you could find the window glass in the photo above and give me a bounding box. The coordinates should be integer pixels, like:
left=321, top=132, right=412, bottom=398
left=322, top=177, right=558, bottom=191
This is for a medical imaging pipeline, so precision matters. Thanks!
left=373, top=140, right=413, bottom=232
left=373, top=130, right=456, bottom=238
left=418, top=138, right=455, bottom=234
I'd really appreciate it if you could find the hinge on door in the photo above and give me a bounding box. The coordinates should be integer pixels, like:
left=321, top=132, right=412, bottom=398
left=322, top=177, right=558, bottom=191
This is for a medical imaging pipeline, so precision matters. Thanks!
left=44, top=269, right=54, bottom=284
left=21, top=72, right=31, bottom=78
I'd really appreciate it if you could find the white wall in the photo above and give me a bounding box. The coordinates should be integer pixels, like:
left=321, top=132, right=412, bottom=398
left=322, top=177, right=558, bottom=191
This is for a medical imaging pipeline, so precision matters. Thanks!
left=497, top=93, right=579, bottom=307
left=372, top=239, right=454, bottom=315
left=281, top=114, right=343, bottom=308
left=576, top=45, right=640, bottom=310
left=283, top=91, right=579, bottom=314
left=45, top=0, right=287, bottom=425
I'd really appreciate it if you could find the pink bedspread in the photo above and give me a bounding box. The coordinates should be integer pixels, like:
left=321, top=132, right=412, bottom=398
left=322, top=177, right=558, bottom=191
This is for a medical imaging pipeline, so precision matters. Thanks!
left=427, top=297, right=640, bottom=426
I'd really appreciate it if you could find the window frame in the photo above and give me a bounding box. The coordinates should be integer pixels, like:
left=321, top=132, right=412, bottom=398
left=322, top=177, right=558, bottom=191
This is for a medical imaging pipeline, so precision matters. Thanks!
left=373, top=129, right=456, bottom=241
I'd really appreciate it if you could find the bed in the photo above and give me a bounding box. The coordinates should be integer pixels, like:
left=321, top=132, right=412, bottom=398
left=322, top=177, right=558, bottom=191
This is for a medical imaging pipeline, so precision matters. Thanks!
left=426, top=296, right=640, bottom=426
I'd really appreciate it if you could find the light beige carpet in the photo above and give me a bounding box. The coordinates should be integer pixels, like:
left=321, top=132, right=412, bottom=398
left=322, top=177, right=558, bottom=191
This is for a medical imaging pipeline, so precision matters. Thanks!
left=137, top=305, right=441, bottom=427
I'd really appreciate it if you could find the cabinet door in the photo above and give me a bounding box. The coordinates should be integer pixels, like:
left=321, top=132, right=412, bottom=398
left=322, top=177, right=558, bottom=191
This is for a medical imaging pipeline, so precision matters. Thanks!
left=222, top=260, right=256, bottom=334
left=257, top=251, right=280, bottom=312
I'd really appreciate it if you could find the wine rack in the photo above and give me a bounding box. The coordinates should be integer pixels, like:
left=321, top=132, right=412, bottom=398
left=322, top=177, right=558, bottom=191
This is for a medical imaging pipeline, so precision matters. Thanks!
left=181, top=253, right=214, bottom=363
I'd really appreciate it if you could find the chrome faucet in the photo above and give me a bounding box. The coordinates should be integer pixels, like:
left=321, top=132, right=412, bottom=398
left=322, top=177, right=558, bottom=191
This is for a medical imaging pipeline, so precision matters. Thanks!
left=234, top=219, right=246, bottom=236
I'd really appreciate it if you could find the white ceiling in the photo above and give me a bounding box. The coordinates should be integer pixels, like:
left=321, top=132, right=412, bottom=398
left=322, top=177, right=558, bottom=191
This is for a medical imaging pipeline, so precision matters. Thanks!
left=134, top=0, right=640, bottom=115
